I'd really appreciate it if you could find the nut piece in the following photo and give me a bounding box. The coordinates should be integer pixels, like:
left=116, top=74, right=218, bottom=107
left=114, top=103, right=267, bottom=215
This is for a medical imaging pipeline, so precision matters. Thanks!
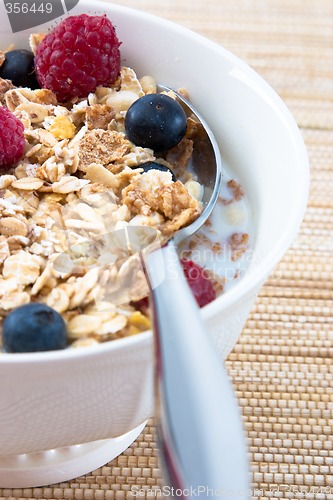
left=5, top=89, right=29, bottom=111
left=38, top=128, right=58, bottom=147
left=84, top=163, right=120, bottom=190
left=16, top=102, right=49, bottom=124
left=52, top=176, right=90, bottom=194
left=105, top=90, right=139, bottom=114
left=139, top=76, right=157, bottom=94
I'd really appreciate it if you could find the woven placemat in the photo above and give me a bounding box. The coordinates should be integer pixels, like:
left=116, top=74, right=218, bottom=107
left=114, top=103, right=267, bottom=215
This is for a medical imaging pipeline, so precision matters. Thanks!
left=1, top=0, right=332, bottom=498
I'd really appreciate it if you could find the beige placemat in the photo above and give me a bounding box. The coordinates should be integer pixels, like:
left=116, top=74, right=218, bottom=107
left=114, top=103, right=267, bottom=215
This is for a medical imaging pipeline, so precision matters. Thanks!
left=1, top=0, right=332, bottom=498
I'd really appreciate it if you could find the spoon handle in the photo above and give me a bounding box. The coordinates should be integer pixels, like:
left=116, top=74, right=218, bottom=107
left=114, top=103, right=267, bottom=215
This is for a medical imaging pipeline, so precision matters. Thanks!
left=143, top=241, right=249, bottom=498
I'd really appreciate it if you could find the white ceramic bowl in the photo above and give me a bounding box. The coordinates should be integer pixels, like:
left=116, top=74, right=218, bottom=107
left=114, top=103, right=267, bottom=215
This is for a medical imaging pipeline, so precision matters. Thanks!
left=0, top=0, right=309, bottom=487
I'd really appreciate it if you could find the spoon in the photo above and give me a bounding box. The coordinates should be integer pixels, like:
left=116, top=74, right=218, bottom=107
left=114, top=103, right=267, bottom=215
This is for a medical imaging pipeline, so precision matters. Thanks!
left=141, top=86, right=250, bottom=497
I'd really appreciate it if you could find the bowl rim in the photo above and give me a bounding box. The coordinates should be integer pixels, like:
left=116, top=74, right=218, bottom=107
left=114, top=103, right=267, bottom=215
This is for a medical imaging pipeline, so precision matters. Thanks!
left=0, top=0, right=309, bottom=364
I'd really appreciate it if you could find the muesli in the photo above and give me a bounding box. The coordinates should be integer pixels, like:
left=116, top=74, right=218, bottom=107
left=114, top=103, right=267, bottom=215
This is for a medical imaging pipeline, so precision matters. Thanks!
left=0, top=14, right=249, bottom=352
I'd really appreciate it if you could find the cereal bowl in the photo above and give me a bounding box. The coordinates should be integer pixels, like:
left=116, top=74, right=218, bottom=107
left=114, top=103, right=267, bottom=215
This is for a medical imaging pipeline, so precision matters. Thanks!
left=0, top=0, right=309, bottom=487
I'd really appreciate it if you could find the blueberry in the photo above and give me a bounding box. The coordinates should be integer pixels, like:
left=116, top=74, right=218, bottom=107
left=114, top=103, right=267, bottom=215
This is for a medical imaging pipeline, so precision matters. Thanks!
left=0, top=50, right=40, bottom=89
left=136, top=161, right=177, bottom=181
left=125, top=93, right=187, bottom=151
left=2, top=303, right=67, bottom=353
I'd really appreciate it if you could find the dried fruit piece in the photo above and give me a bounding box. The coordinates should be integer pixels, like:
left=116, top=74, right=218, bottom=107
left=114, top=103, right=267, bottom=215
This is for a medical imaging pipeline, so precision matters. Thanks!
left=181, top=259, right=216, bottom=307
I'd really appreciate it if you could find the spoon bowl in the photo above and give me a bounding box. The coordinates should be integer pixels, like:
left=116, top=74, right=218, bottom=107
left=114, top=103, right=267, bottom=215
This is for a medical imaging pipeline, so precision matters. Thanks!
left=157, top=85, right=223, bottom=244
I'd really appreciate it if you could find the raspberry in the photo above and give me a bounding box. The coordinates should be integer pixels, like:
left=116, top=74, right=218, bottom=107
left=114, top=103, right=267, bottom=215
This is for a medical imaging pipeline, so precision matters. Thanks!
left=132, top=297, right=150, bottom=315
left=35, top=14, right=121, bottom=102
left=0, top=107, right=25, bottom=172
left=181, top=259, right=217, bottom=307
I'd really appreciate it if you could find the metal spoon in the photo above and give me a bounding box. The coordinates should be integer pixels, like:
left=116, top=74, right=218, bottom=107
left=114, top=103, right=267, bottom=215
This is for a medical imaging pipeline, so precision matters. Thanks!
left=142, top=87, right=250, bottom=498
